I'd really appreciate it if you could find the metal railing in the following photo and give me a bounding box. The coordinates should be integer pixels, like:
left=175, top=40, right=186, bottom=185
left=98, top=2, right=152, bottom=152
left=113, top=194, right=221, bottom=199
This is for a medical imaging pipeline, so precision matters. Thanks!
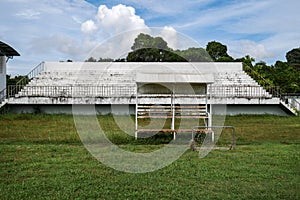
left=243, top=65, right=282, bottom=97
left=281, top=94, right=300, bottom=112
left=209, top=85, right=275, bottom=98
left=8, top=84, right=136, bottom=98
left=8, top=84, right=282, bottom=99
left=10, top=62, right=45, bottom=97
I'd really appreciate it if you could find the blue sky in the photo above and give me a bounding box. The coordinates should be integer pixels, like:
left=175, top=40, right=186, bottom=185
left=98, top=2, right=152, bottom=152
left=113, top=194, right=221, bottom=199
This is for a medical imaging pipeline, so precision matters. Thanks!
left=1, top=0, right=299, bottom=76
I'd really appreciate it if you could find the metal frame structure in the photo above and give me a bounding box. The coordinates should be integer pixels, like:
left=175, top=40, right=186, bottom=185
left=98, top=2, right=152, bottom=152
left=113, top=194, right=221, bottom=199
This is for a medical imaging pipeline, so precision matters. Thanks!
left=135, top=80, right=212, bottom=140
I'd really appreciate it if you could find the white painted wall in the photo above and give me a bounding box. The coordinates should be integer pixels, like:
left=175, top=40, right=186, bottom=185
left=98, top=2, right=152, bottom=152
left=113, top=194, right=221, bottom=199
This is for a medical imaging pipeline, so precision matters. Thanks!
left=9, top=96, right=280, bottom=105
left=0, top=56, right=6, bottom=93
left=7, top=104, right=290, bottom=116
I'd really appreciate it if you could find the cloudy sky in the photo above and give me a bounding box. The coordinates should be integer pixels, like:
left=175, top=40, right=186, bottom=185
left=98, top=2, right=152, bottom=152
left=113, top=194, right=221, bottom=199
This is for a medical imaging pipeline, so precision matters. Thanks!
left=1, top=0, right=299, bottom=75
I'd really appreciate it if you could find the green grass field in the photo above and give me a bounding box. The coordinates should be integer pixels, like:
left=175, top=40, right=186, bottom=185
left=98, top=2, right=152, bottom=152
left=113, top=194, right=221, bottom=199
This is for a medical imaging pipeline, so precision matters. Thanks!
left=0, top=114, right=299, bottom=199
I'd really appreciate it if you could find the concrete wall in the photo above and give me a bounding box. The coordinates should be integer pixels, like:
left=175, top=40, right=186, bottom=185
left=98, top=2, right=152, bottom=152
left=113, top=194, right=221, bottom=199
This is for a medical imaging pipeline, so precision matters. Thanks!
left=8, top=104, right=135, bottom=115
left=212, top=104, right=290, bottom=116
left=7, top=104, right=290, bottom=116
left=10, top=96, right=280, bottom=105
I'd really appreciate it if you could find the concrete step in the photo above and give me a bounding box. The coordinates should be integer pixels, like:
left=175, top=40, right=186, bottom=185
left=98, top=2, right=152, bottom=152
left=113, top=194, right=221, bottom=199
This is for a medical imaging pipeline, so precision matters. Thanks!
left=280, top=100, right=298, bottom=115
left=0, top=99, right=8, bottom=109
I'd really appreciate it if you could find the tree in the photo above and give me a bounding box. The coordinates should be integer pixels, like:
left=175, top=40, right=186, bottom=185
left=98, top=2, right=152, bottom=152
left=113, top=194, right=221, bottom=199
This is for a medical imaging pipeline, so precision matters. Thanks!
left=272, top=61, right=300, bottom=93
left=131, top=33, right=169, bottom=51
left=85, top=57, right=114, bottom=62
left=6, top=75, right=29, bottom=86
left=114, top=58, right=126, bottom=62
left=206, top=41, right=230, bottom=61
left=127, top=48, right=185, bottom=62
left=175, top=48, right=213, bottom=62
left=235, top=55, right=255, bottom=68
left=286, top=47, right=300, bottom=70
left=98, top=58, right=114, bottom=62
left=127, top=33, right=179, bottom=62
left=216, top=56, right=234, bottom=62
left=85, top=57, right=97, bottom=62
left=128, top=34, right=214, bottom=62
left=127, top=48, right=162, bottom=62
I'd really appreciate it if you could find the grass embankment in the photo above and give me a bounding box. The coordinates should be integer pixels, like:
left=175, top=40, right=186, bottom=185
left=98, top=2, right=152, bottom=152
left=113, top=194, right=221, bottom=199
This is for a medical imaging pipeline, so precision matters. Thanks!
left=0, top=114, right=299, bottom=199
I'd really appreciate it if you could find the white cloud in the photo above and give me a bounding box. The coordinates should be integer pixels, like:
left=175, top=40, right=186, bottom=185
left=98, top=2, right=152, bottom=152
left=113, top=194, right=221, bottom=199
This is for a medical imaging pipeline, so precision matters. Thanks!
left=159, top=26, right=178, bottom=49
left=0, top=0, right=96, bottom=75
left=228, top=40, right=273, bottom=61
left=260, top=32, right=300, bottom=63
left=80, top=4, right=199, bottom=59
left=80, top=4, right=198, bottom=58
left=79, top=4, right=152, bottom=59
left=81, top=20, right=98, bottom=33
left=15, top=9, right=41, bottom=19
left=82, top=4, right=148, bottom=35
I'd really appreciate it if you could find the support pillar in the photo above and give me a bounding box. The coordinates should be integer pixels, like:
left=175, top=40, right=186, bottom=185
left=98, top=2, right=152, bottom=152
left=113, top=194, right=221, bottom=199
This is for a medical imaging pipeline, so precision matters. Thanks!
left=135, top=83, right=138, bottom=140
left=208, top=83, right=214, bottom=142
left=171, top=86, right=176, bottom=140
left=0, top=56, right=6, bottom=95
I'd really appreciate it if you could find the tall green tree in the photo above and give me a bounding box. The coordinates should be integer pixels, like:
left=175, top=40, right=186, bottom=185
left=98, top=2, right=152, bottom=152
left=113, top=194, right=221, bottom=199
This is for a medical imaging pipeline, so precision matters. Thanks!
left=286, top=47, right=300, bottom=70
left=127, top=33, right=184, bottom=62
left=131, top=33, right=169, bottom=51
left=272, top=61, right=300, bottom=93
left=127, top=48, right=186, bottom=62
left=128, top=34, right=214, bottom=62
left=235, top=55, right=255, bottom=68
left=175, top=48, right=212, bottom=62
left=127, top=48, right=162, bottom=62
left=206, top=41, right=230, bottom=61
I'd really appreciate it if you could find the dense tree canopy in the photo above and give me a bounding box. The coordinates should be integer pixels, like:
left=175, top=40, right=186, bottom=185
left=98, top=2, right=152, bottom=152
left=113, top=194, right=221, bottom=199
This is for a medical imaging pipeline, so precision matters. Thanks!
left=286, top=47, right=300, bottom=70
left=174, top=48, right=212, bottom=62
left=85, top=57, right=114, bottom=62
left=131, top=33, right=169, bottom=51
left=206, top=41, right=232, bottom=61
left=243, top=57, right=300, bottom=93
left=6, top=75, right=28, bottom=87
left=127, top=34, right=212, bottom=62
left=235, top=55, right=255, bottom=68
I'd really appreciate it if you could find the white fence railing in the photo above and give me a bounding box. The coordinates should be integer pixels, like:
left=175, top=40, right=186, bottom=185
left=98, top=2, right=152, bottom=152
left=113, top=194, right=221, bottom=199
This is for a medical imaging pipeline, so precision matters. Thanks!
left=8, top=85, right=136, bottom=98
left=8, top=85, right=280, bottom=99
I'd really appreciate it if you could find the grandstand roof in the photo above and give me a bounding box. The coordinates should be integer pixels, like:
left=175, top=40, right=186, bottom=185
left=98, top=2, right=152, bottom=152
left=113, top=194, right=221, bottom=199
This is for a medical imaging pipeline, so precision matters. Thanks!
left=0, top=41, right=20, bottom=57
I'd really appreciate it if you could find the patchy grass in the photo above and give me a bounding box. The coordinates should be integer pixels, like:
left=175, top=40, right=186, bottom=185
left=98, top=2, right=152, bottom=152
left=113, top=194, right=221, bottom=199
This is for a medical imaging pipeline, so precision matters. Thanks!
left=0, top=114, right=299, bottom=199
left=225, top=115, right=300, bottom=144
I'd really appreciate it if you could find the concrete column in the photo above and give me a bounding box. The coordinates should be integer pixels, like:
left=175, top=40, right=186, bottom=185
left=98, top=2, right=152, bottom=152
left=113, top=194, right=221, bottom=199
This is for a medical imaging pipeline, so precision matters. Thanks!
left=0, top=56, right=6, bottom=93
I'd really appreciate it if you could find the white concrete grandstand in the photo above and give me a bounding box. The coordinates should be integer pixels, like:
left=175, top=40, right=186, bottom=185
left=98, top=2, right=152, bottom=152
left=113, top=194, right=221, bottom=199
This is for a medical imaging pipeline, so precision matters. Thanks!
left=4, top=61, right=297, bottom=115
